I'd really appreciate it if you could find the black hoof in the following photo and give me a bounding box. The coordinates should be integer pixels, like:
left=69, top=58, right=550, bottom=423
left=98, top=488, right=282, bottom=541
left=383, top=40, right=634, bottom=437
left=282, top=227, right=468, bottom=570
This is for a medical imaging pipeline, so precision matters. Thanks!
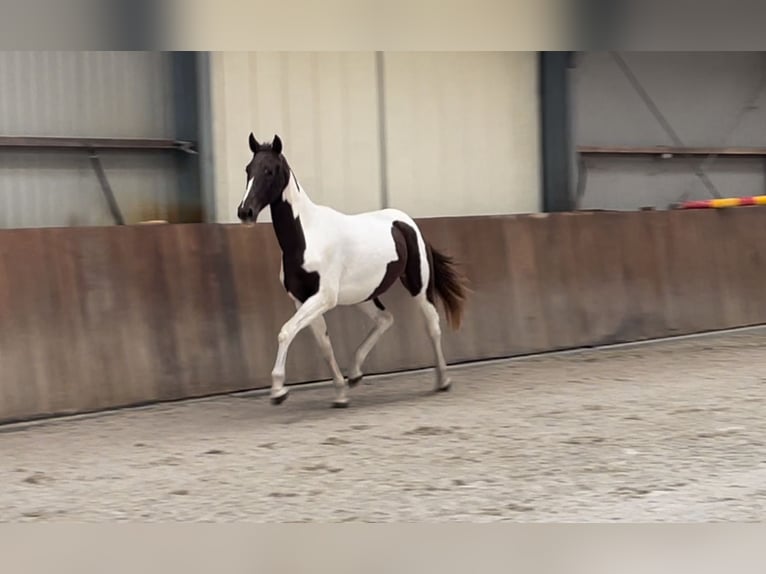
left=348, top=375, right=363, bottom=388
left=332, top=400, right=350, bottom=409
left=436, top=382, right=452, bottom=392
left=270, top=392, right=289, bottom=405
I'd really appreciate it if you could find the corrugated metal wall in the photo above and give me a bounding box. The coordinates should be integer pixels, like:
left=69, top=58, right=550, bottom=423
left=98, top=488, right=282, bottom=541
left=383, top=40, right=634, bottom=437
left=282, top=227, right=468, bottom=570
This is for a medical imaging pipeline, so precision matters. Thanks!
left=208, top=51, right=541, bottom=222
left=382, top=52, right=541, bottom=216
left=572, top=52, right=766, bottom=210
left=0, top=51, right=183, bottom=227
left=209, top=52, right=382, bottom=223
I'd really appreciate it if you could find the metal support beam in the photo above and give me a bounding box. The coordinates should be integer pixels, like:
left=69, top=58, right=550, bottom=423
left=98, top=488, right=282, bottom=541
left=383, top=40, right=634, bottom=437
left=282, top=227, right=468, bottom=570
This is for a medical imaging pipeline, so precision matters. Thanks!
left=107, top=0, right=164, bottom=49
left=89, top=151, right=125, bottom=226
left=375, top=51, right=390, bottom=210
left=195, top=52, right=217, bottom=223
left=539, top=52, right=574, bottom=212
left=171, top=52, right=203, bottom=223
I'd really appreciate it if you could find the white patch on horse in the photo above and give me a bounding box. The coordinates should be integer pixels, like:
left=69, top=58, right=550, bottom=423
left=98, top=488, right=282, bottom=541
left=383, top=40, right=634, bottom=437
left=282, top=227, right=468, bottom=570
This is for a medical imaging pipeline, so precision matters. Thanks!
left=240, top=177, right=254, bottom=208
left=293, top=200, right=403, bottom=305
left=282, top=170, right=304, bottom=215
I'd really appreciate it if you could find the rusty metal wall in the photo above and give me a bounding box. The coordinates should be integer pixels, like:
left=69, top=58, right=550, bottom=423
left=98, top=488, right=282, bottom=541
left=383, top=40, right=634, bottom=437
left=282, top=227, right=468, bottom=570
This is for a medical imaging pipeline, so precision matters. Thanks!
left=1, top=209, right=765, bottom=423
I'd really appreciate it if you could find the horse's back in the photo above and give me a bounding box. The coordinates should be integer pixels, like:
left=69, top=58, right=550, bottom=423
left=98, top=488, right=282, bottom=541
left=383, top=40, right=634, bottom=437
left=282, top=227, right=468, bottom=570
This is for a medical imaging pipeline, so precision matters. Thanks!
left=348, top=208, right=420, bottom=232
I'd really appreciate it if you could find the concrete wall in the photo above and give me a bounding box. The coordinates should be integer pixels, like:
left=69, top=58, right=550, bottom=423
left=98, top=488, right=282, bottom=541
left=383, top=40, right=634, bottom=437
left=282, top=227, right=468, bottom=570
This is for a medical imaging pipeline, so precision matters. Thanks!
left=572, top=52, right=766, bottom=210
left=207, top=51, right=541, bottom=222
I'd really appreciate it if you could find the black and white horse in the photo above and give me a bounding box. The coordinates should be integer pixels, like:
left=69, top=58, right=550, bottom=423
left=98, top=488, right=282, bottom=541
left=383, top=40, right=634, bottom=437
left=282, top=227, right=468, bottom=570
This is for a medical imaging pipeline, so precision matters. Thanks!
left=238, top=133, right=468, bottom=408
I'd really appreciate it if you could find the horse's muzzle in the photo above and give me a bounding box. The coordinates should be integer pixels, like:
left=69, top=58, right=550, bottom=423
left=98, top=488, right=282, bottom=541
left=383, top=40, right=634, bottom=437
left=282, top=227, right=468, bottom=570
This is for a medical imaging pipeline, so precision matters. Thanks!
left=237, top=205, right=254, bottom=222
left=238, top=198, right=266, bottom=223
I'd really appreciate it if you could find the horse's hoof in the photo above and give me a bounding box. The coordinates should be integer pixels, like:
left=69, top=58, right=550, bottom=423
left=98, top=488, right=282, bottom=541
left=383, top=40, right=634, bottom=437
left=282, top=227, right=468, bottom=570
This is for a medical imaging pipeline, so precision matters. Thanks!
left=270, top=389, right=289, bottom=405
left=436, top=380, right=452, bottom=393
left=332, top=399, right=350, bottom=408
left=348, top=375, right=363, bottom=388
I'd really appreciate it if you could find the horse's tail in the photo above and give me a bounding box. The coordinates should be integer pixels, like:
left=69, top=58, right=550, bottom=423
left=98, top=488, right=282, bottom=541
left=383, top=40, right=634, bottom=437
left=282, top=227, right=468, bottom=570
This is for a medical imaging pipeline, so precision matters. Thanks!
left=427, top=243, right=469, bottom=331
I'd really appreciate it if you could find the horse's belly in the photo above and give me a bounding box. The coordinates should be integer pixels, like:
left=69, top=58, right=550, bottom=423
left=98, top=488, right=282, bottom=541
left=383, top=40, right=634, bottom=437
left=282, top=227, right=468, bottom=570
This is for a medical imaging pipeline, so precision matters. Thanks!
left=336, top=266, right=388, bottom=305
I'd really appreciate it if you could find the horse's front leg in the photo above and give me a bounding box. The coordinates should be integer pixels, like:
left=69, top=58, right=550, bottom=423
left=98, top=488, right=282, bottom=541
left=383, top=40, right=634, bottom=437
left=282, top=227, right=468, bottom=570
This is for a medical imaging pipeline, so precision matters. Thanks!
left=270, top=292, right=336, bottom=405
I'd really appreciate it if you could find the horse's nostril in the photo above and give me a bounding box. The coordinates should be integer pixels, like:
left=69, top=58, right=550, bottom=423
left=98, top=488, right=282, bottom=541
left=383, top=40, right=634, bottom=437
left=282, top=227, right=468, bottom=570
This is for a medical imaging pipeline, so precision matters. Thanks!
left=237, top=205, right=254, bottom=221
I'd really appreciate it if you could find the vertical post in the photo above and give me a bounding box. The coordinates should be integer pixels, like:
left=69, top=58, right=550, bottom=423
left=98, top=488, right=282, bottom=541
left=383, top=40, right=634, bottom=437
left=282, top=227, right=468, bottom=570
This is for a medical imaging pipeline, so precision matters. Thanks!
left=171, top=52, right=203, bottom=223
left=375, top=51, right=390, bottom=210
left=539, top=51, right=574, bottom=213
left=106, top=0, right=163, bottom=49
left=195, top=51, right=217, bottom=223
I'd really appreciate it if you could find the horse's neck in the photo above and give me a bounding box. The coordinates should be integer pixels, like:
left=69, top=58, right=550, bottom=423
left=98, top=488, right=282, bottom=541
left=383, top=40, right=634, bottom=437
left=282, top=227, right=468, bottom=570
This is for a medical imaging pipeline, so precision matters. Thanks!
left=283, top=170, right=316, bottom=215
left=269, top=171, right=317, bottom=260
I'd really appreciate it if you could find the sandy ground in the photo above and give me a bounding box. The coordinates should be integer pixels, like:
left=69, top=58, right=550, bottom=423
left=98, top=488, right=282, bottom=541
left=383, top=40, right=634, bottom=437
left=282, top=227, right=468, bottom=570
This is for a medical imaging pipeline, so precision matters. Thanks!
left=1, top=328, right=765, bottom=522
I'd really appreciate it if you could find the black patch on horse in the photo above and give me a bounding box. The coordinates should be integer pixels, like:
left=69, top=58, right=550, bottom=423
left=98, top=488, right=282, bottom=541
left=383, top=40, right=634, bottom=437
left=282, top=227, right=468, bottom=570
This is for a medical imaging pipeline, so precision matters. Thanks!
left=367, top=224, right=407, bottom=302
left=393, top=220, right=423, bottom=297
left=366, top=220, right=424, bottom=305
left=270, top=199, right=320, bottom=303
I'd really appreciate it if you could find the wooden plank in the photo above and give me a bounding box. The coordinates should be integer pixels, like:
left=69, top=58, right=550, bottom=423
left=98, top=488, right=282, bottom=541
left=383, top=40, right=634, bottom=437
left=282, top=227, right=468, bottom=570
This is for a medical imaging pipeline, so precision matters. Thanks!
left=500, top=215, right=550, bottom=355
left=44, top=227, right=93, bottom=412
left=642, top=211, right=679, bottom=337
left=108, top=225, right=164, bottom=406
left=557, top=213, right=592, bottom=345
left=2, top=231, right=50, bottom=418
left=708, top=210, right=749, bottom=330
left=587, top=212, right=632, bottom=345
left=664, top=210, right=725, bottom=334
left=564, top=211, right=627, bottom=347
left=526, top=214, right=582, bottom=351
left=420, top=216, right=510, bottom=362
left=618, top=210, right=667, bottom=342
left=725, top=208, right=766, bottom=326
left=158, top=224, right=209, bottom=399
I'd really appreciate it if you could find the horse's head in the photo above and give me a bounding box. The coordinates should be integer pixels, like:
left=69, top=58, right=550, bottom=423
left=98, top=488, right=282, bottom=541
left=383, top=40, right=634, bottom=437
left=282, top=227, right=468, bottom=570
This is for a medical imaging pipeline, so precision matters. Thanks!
left=237, top=133, right=290, bottom=223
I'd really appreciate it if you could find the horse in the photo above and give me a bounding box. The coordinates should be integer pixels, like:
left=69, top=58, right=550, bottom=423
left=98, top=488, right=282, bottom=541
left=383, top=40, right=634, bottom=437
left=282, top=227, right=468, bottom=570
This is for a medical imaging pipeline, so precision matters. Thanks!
left=237, top=133, right=468, bottom=408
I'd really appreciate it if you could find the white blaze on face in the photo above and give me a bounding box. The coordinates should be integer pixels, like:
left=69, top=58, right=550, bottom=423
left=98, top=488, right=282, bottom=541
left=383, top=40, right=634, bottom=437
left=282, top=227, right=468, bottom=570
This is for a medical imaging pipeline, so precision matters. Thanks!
left=240, top=177, right=254, bottom=209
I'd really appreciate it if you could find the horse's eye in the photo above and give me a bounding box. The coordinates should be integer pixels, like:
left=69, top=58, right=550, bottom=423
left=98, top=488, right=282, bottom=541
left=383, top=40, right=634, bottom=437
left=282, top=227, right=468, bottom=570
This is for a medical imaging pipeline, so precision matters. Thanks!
left=265, top=168, right=273, bottom=176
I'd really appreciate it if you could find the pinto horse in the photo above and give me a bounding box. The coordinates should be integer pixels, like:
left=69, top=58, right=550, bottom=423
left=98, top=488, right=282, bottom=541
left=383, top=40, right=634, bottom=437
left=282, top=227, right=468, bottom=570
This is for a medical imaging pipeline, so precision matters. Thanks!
left=238, top=133, right=468, bottom=408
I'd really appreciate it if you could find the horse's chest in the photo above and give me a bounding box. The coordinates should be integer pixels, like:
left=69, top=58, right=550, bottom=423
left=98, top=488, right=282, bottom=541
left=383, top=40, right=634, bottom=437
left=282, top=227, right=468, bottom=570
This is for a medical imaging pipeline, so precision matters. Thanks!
left=280, top=257, right=320, bottom=304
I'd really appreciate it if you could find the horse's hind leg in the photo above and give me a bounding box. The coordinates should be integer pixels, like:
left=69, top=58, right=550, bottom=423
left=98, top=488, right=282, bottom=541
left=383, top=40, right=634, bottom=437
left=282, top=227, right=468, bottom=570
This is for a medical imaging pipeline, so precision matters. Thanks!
left=306, top=314, right=349, bottom=408
left=347, top=299, right=394, bottom=387
left=415, top=293, right=451, bottom=392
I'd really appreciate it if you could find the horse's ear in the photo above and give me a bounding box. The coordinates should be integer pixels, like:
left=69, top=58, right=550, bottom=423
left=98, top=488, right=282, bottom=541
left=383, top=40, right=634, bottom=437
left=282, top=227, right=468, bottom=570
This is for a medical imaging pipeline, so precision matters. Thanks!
left=272, top=134, right=282, bottom=155
left=248, top=132, right=259, bottom=153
